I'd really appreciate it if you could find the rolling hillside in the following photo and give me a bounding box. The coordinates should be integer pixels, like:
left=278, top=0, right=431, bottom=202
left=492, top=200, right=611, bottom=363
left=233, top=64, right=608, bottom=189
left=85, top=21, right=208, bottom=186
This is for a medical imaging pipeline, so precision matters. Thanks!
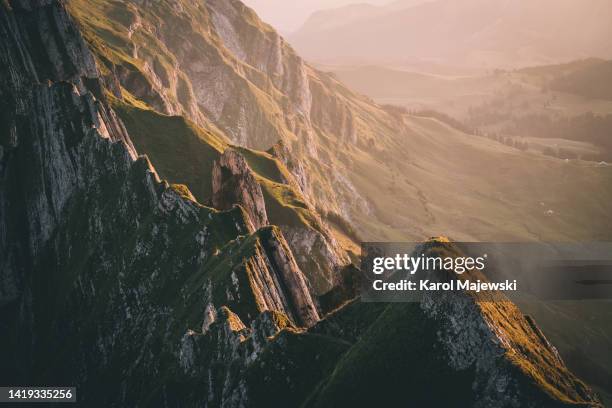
left=529, top=59, right=612, bottom=101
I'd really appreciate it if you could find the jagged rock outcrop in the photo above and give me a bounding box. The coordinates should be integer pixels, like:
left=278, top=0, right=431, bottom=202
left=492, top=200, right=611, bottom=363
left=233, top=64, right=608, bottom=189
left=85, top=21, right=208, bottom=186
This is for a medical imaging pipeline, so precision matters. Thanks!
left=0, top=1, right=320, bottom=403
left=420, top=291, right=599, bottom=408
left=257, top=227, right=320, bottom=326
left=303, top=243, right=604, bottom=408
left=0, top=1, right=604, bottom=407
left=113, top=100, right=352, bottom=299
left=212, top=148, right=269, bottom=230
left=203, top=226, right=320, bottom=328
left=411, top=241, right=602, bottom=408
left=210, top=147, right=350, bottom=296
left=179, top=305, right=347, bottom=408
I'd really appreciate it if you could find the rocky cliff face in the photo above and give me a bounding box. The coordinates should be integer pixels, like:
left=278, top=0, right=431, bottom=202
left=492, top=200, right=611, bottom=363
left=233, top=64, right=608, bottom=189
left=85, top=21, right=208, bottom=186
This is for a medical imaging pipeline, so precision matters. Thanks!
left=107, top=98, right=351, bottom=297
left=212, top=149, right=269, bottom=230
left=66, top=0, right=386, bottom=225
left=0, top=0, right=319, bottom=401
left=0, top=0, right=127, bottom=307
left=210, top=147, right=350, bottom=295
left=201, top=225, right=320, bottom=328
left=0, top=1, right=604, bottom=407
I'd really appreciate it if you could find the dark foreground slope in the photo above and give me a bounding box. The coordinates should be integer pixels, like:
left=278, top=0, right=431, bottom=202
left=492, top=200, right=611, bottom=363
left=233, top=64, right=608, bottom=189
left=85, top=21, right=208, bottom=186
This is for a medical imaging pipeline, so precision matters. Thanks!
left=0, top=0, right=322, bottom=401
left=0, top=1, right=603, bottom=407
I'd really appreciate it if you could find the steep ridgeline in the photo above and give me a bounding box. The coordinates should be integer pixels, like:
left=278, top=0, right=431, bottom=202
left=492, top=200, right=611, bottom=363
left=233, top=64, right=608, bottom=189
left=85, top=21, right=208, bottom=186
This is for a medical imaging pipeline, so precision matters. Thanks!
left=111, top=99, right=351, bottom=296
left=0, top=0, right=317, bottom=400
left=0, top=1, right=604, bottom=407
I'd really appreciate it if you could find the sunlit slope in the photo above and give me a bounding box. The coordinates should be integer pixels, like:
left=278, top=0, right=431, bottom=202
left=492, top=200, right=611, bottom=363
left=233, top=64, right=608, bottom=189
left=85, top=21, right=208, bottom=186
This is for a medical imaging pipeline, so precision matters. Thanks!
left=350, top=115, right=612, bottom=241
left=67, top=0, right=612, bottom=242
left=66, top=0, right=403, bottom=225
left=518, top=300, right=612, bottom=407
left=111, top=98, right=350, bottom=293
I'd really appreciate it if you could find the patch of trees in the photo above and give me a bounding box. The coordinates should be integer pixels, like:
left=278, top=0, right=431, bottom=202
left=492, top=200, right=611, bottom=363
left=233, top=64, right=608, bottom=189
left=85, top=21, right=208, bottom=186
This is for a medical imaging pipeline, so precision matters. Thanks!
left=503, top=112, right=612, bottom=160
left=485, top=133, right=529, bottom=151
left=380, top=104, right=409, bottom=119
left=468, top=105, right=612, bottom=160
left=319, top=209, right=361, bottom=243
left=549, top=60, right=612, bottom=101
left=411, top=109, right=479, bottom=136
left=379, top=104, right=611, bottom=160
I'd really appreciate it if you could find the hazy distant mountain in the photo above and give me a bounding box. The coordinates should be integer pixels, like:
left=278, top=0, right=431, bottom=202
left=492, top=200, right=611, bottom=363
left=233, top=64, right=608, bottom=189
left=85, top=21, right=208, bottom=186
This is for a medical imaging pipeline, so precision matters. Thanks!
left=296, top=0, right=429, bottom=33
left=298, top=4, right=382, bottom=33
left=242, top=0, right=392, bottom=32
left=541, top=59, right=612, bottom=101
left=290, top=0, right=612, bottom=67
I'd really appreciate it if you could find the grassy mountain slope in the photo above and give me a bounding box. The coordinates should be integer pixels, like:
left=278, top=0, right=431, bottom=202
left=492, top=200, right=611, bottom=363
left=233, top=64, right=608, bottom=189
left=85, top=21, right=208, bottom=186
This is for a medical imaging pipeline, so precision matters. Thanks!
left=351, top=115, right=612, bottom=241
left=67, top=0, right=612, bottom=243
left=110, top=97, right=351, bottom=294
left=518, top=300, right=612, bottom=406
left=65, top=0, right=405, bottom=227
left=306, top=288, right=601, bottom=407
left=111, top=97, right=226, bottom=202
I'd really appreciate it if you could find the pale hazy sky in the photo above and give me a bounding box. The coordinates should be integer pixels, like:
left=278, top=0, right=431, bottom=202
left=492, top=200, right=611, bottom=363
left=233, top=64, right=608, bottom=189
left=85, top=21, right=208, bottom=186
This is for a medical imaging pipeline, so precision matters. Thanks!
left=242, top=0, right=391, bottom=33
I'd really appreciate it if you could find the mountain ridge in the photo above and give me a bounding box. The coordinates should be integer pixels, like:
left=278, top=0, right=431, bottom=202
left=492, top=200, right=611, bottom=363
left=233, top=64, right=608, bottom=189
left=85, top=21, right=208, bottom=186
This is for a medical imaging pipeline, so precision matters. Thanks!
left=290, top=0, right=612, bottom=68
left=0, top=0, right=606, bottom=406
